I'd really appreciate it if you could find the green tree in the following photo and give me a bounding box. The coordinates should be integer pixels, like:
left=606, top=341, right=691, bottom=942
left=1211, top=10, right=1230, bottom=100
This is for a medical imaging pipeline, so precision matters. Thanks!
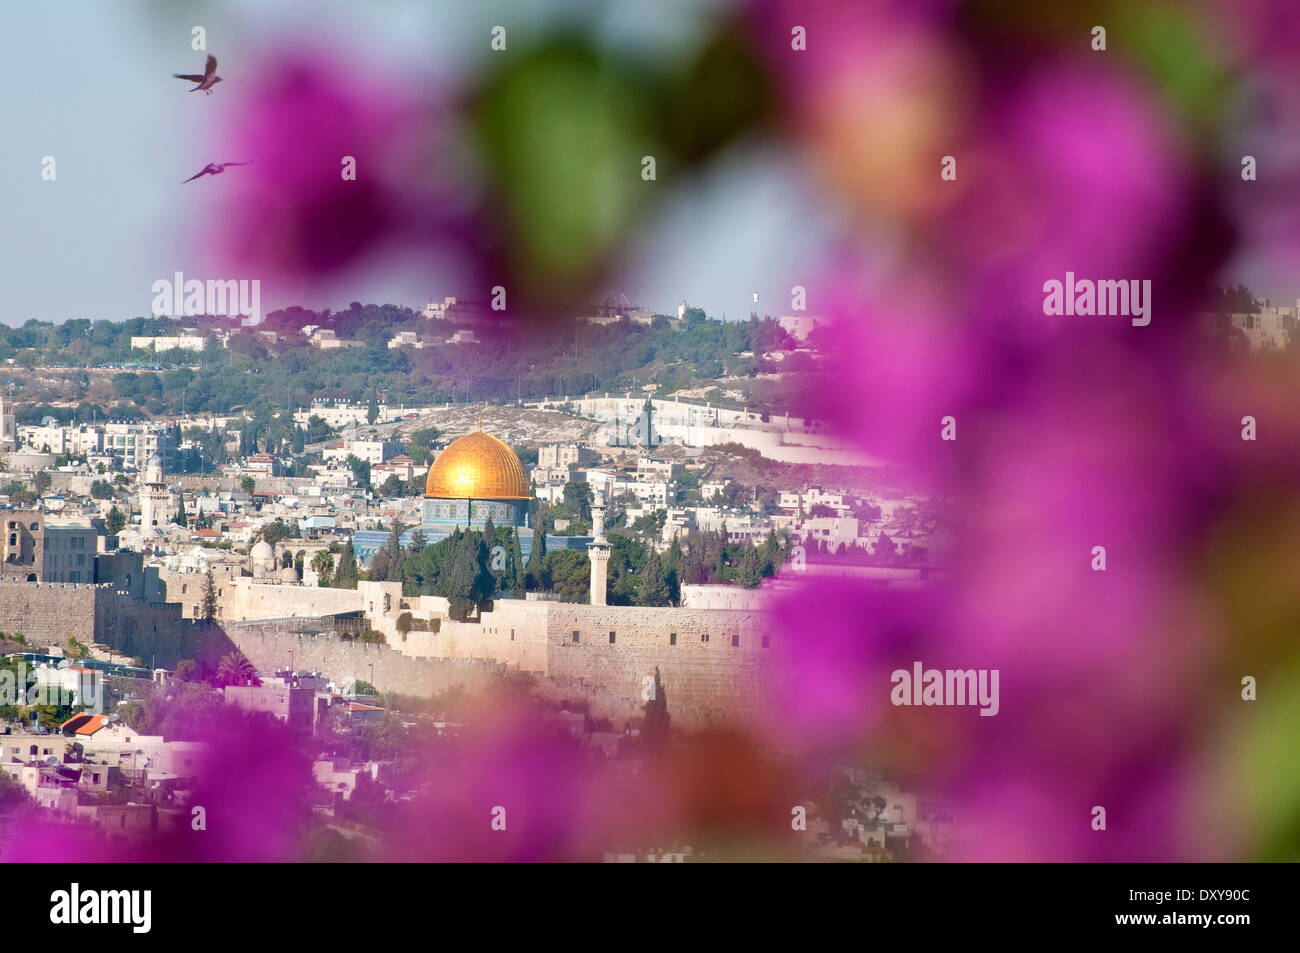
left=543, top=549, right=589, bottom=603
left=175, top=492, right=187, bottom=527
left=562, top=481, right=593, bottom=520
left=876, top=533, right=896, bottom=564
left=524, top=526, right=546, bottom=591
left=334, top=543, right=359, bottom=589
left=105, top=505, right=126, bottom=535
left=638, top=547, right=671, bottom=606
left=508, top=527, right=525, bottom=597
left=368, top=518, right=405, bottom=583
left=216, top=651, right=259, bottom=688
left=312, top=549, right=335, bottom=586
left=446, top=531, right=495, bottom=621
left=240, top=476, right=256, bottom=494
left=482, top=514, right=501, bottom=592
left=201, top=569, right=217, bottom=620
left=305, top=415, right=334, bottom=443
left=367, top=392, right=379, bottom=425
left=642, top=667, right=670, bottom=746
left=345, top=453, right=370, bottom=487
left=737, top=545, right=763, bottom=588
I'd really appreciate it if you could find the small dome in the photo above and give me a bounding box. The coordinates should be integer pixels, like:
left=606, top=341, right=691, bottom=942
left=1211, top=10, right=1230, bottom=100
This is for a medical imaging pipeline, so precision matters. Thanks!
left=250, top=539, right=274, bottom=562
left=278, top=565, right=299, bottom=583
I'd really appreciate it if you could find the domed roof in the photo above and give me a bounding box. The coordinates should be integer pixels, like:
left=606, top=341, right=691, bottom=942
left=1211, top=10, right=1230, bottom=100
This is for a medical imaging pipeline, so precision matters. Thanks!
left=278, top=565, right=299, bottom=582
left=251, top=539, right=274, bottom=562
left=424, top=430, right=530, bottom=500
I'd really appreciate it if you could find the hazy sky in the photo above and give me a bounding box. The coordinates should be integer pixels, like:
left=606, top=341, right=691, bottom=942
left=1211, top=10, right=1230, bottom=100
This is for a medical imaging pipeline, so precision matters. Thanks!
left=0, top=0, right=837, bottom=327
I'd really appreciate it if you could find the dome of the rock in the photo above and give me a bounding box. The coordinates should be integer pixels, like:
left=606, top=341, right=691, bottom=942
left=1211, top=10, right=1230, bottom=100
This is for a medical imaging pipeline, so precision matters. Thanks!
left=424, top=430, right=530, bottom=500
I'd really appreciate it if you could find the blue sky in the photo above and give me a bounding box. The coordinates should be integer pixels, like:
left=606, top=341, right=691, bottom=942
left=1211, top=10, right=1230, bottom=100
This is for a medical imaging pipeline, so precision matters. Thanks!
left=0, top=0, right=837, bottom=326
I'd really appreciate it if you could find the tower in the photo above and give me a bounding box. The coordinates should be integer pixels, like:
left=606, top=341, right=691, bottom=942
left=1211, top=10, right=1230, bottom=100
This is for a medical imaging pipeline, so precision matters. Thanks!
left=0, top=394, right=14, bottom=452
left=588, top=489, right=609, bottom=606
left=634, top=398, right=655, bottom=449
left=138, top=454, right=170, bottom=538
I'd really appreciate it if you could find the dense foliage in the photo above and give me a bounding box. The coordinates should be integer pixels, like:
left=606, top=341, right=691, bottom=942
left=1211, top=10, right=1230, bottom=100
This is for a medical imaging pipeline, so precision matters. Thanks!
left=0, top=306, right=808, bottom=421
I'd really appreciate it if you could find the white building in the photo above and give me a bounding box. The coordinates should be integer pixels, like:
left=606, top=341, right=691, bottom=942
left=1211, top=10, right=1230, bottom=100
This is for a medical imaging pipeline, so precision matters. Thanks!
left=322, top=439, right=400, bottom=467
left=294, top=400, right=393, bottom=429
left=777, top=314, right=830, bottom=342
left=388, top=331, right=426, bottom=349
left=18, top=423, right=102, bottom=457
left=129, top=334, right=207, bottom=352
left=1228, top=300, right=1294, bottom=351
left=103, top=422, right=173, bottom=470
left=801, top=516, right=862, bottom=553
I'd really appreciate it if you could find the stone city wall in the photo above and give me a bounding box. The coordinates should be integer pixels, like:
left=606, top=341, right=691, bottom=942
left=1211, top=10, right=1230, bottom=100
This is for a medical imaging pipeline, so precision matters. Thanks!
left=541, top=604, right=774, bottom=725
left=395, top=598, right=551, bottom=673
left=0, top=580, right=234, bottom=668
left=0, top=580, right=98, bottom=645
left=223, top=579, right=365, bottom=622
left=224, top=624, right=508, bottom=699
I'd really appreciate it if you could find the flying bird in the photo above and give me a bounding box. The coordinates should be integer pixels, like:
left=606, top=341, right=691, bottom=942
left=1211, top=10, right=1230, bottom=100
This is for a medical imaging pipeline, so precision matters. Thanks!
left=173, top=54, right=222, bottom=94
left=182, top=161, right=252, bottom=184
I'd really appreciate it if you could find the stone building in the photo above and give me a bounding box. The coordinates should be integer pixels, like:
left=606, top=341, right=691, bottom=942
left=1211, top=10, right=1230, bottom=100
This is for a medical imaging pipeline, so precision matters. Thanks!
left=1, top=511, right=97, bottom=583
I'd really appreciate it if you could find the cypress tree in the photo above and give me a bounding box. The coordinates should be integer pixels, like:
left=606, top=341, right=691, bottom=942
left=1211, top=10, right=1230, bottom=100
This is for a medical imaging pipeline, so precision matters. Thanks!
left=638, top=547, right=670, bottom=607
left=201, top=568, right=217, bottom=621
left=642, top=667, right=670, bottom=746
left=470, top=532, right=496, bottom=605
left=524, top=527, right=546, bottom=591
left=482, top=516, right=501, bottom=592
left=335, top=544, right=359, bottom=589
left=737, top=544, right=763, bottom=588
left=446, top=536, right=474, bottom=621
left=509, top=527, right=525, bottom=597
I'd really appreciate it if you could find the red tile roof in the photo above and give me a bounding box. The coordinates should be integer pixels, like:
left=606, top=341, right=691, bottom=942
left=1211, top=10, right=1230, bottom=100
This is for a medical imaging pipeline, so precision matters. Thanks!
left=74, top=714, right=111, bottom=736
left=59, top=713, right=94, bottom=732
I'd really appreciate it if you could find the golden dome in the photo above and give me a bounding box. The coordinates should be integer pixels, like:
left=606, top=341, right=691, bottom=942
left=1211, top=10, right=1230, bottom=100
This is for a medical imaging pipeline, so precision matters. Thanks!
left=424, top=430, right=530, bottom=500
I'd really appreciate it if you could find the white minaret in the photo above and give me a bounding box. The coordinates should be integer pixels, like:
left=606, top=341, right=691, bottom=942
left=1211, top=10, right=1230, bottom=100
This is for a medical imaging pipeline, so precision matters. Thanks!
left=588, top=489, right=609, bottom=606
left=0, top=395, right=14, bottom=451
left=139, top=454, right=169, bottom=537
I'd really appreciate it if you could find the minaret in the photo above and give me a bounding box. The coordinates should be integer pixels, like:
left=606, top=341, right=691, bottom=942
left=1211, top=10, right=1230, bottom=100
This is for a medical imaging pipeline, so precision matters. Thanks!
left=588, top=489, right=609, bottom=606
left=139, top=454, right=169, bottom=537
left=0, top=394, right=14, bottom=452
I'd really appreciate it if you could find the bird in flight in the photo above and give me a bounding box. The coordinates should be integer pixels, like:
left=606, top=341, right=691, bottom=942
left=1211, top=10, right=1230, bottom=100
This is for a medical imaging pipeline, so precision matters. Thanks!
left=173, top=54, right=222, bottom=94
left=182, top=161, right=252, bottom=184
